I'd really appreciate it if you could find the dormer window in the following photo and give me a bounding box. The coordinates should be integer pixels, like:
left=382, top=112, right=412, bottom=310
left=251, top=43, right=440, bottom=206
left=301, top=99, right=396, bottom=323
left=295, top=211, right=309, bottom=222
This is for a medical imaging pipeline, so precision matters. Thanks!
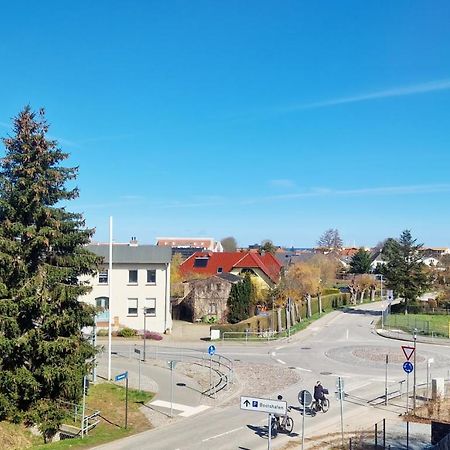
left=217, top=267, right=223, bottom=274
left=194, top=257, right=209, bottom=268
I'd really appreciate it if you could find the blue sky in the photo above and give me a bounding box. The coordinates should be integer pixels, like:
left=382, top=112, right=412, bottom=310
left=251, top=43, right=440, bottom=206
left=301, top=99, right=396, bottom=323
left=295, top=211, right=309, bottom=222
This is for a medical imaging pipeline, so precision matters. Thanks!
left=1, top=1, right=449, bottom=247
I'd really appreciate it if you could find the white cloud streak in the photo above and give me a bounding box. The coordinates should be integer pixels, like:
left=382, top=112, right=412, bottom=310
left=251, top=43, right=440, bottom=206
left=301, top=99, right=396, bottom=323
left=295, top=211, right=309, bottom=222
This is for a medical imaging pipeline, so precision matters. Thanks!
left=149, top=183, right=450, bottom=210
left=283, top=79, right=450, bottom=111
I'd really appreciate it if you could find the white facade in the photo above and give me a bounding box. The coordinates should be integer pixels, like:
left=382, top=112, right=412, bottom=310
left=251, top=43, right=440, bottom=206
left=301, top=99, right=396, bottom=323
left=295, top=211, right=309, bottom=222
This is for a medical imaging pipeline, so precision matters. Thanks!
left=80, top=244, right=172, bottom=334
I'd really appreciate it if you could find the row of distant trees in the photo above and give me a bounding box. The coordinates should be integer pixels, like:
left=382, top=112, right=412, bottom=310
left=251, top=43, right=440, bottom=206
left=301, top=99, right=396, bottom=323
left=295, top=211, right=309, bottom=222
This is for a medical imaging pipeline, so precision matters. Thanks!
left=220, top=229, right=436, bottom=313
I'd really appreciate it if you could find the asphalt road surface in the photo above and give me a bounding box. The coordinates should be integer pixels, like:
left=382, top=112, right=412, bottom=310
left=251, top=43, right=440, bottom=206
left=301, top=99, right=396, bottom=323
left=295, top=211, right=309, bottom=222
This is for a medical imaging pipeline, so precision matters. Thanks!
left=95, top=302, right=449, bottom=449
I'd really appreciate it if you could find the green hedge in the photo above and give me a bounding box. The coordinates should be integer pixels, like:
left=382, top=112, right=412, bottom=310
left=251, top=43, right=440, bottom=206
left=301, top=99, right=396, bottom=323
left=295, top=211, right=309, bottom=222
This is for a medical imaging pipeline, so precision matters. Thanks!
left=211, top=293, right=350, bottom=337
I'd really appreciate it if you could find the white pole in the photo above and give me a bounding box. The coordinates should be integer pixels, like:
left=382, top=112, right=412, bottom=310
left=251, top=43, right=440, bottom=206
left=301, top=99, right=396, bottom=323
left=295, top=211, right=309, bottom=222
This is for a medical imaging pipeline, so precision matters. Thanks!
left=107, top=216, right=113, bottom=381
left=81, top=376, right=86, bottom=438
left=268, top=413, right=272, bottom=450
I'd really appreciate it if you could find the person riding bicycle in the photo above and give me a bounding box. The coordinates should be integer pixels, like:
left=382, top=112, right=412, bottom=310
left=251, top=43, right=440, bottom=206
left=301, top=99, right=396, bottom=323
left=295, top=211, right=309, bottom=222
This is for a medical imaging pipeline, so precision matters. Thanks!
left=273, top=395, right=284, bottom=427
left=313, top=381, right=327, bottom=411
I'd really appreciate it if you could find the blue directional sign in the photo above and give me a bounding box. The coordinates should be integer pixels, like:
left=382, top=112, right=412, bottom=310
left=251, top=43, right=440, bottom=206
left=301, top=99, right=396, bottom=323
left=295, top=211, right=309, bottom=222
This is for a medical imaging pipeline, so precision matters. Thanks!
left=403, top=361, right=414, bottom=374
left=115, top=371, right=128, bottom=382
left=208, top=345, right=216, bottom=356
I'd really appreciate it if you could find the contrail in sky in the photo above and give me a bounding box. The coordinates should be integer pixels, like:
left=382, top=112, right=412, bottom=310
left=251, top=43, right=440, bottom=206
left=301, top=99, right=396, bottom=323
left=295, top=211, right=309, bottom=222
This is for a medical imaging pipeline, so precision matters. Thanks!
left=284, top=78, right=450, bottom=111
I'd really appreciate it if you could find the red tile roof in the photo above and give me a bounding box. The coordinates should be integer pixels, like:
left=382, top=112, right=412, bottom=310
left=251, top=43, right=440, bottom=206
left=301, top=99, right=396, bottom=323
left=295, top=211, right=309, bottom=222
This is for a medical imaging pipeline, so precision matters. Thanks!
left=180, top=251, right=282, bottom=283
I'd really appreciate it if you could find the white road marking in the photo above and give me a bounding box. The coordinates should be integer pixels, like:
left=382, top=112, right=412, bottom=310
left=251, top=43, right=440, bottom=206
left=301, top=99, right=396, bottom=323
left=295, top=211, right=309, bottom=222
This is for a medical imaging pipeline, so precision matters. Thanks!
left=180, top=404, right=210, bottom=417
left=276, top=358, right=286, bottom=365
left=295, top=367, right=312, bottom=372
left=201, top=426, right=244, bottom=442
left=276, top=345, right=285, bottom=350
left=150, top=400, right=210, bottom=417
left=271, top=351, right=276, bottom=356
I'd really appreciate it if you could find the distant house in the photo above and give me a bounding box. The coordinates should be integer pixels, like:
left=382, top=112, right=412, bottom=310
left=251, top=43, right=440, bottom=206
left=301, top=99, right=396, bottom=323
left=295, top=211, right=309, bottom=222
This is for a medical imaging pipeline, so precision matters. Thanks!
left=173, top=273, right=242, bottom=322
left=180, top=251, right=282, bottom=289
left=156, top=237, right=223, bottom=257
left=79, top=241, right=172, bottom=334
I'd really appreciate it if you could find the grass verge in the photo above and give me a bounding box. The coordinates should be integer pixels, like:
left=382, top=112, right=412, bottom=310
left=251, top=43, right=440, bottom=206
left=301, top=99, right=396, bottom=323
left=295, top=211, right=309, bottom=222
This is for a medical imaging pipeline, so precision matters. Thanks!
left=384, top=313, right=450, bottom=337
left=0, top=383, right=155, bottom=449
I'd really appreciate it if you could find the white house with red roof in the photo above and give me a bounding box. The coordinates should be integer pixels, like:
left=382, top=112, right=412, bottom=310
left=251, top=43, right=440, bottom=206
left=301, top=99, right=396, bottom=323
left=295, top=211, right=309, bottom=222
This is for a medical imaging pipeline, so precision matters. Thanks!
left=180, top=251, right=282, bottom=289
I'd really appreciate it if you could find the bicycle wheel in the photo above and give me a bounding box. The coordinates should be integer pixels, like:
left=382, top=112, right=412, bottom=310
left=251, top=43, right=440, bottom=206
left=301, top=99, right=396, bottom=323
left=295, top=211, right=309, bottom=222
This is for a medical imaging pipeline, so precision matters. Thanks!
left=322, top=398, right=330, bottom=413
left=285, top=416, right=294, bottom=433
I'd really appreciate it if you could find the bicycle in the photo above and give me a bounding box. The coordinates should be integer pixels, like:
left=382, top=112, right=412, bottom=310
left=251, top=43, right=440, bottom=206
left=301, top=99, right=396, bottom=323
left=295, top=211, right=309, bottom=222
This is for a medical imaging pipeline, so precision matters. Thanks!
left=311, top=396, right=330, bottom=415
left=270, top=407, right=294, bottom=437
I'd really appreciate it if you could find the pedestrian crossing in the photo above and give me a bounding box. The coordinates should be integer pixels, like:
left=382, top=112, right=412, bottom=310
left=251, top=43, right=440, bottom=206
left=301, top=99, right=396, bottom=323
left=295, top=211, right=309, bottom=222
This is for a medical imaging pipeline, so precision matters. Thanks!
left=150, top=399, right=210, bottom=417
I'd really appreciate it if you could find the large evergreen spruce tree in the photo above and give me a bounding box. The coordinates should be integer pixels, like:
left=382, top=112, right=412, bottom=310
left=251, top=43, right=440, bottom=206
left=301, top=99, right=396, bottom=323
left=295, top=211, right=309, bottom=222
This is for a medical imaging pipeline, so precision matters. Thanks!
left=380, top=230, right=430, bottom=307
left=0, top=107, right=100, bottom=440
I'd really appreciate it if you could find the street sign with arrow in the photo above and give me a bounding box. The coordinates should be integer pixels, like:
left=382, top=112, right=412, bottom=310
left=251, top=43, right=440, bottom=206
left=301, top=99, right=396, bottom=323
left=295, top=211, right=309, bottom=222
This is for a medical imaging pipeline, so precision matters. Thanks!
left=240, top=396, right=287, bottom=415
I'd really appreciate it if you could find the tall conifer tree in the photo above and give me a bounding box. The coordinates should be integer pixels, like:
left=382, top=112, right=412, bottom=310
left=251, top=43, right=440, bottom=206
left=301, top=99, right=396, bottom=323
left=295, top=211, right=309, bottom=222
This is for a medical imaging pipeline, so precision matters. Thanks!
left=0, top=107, right=100, bottom=440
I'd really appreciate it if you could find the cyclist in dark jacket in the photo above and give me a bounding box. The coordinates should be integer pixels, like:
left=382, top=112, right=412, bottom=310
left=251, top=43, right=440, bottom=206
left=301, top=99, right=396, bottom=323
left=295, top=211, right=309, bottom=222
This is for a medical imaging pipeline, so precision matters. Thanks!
left=314, top=381, right=326, bottom=410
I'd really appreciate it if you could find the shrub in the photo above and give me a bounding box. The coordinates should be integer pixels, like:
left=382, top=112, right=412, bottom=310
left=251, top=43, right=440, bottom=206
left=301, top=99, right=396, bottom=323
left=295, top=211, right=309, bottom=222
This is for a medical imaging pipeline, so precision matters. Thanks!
left=117, top=327, right=137, bottom=337
left=96, top=329, right=108, bottom=336
left=141, top=330, right=163, bottom=341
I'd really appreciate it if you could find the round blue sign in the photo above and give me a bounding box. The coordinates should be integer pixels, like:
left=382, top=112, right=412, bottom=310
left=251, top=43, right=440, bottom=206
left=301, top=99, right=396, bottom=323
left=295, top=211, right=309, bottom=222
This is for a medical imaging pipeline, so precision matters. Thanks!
left=403, top=361, right=414, bottom=373
left=208, top=345, right=216, bottom=356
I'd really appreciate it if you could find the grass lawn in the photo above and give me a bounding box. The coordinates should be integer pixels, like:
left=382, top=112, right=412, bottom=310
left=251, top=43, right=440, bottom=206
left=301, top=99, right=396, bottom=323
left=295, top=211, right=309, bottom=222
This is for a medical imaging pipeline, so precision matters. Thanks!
left=385, top=313, right=450, bottom=337
left=0, top=383, right=154, bottom=450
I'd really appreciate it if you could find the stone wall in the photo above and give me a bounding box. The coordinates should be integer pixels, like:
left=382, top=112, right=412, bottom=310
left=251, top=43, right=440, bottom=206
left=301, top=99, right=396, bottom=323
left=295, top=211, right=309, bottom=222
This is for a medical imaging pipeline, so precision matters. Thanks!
left=182, top=277, right=233, bottom=322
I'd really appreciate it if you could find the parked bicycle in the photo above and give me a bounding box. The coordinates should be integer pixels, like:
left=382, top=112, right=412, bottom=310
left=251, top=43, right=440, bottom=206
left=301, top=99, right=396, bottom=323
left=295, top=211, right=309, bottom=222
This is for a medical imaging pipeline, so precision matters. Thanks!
left=270, top=406, right=294, bottom=437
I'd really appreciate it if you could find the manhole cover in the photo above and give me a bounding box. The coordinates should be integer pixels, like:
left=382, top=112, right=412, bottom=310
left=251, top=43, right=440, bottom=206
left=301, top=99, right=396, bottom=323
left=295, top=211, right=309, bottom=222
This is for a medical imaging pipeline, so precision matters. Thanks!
left=234, top=359, right=241, bottom=362
left=320, top=371, right=333, bottom=375
left=301, top=347, right=311, bottom=350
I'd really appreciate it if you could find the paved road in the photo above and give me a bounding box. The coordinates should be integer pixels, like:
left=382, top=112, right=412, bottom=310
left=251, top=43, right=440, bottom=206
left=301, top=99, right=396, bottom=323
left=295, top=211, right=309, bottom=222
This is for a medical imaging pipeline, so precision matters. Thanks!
left=95, top=302, right=449, bottom=449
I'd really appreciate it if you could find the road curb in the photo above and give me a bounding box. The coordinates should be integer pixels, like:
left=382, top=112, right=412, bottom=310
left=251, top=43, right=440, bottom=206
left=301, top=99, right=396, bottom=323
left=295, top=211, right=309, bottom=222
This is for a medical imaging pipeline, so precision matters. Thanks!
left=375, top=328, right=450, bottom=347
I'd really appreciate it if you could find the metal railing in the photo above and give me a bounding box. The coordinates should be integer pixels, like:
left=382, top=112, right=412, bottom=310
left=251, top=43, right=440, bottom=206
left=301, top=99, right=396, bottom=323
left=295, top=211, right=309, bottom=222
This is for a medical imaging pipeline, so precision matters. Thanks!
left=113, top=345, right=234, bottom=397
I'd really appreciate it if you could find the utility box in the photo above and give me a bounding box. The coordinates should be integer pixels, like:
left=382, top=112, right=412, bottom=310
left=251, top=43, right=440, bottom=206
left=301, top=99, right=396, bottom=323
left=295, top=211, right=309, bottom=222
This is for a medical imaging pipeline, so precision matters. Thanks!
left=210, top=329, right=220, bottom=340
left=432, top=378, right=445, bottom=400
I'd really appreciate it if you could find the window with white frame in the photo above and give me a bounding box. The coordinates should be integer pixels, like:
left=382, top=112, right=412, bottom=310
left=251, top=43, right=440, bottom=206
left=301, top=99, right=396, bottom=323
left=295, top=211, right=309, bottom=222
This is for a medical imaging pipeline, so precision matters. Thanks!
left=127, top=298, right=138, bottom=316
left=208, top=303, right=217, bottom=315
left=128, top=270, right=138, bottom=284
left=98, top=270, right=108, bottom=284
left=144, top=298, right=156, bottom=316
left=146, top=269, right=156, bottom=284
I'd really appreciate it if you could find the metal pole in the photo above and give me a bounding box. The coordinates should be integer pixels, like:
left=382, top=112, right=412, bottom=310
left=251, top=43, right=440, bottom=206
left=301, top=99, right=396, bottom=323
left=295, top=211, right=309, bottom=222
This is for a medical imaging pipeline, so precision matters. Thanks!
left=170, top=363, right=174, bottom=418
left=427, top=360, right=429, bottom=400
left=413, top=328, right=417, bottom=413
left=339, top=377, right=344, bottom=448
left=406, top=420, right=409, bottom=450
left=301, top=391, right=306, bottom=450
left=385, top=354, right=389, bottom=405
left=92, top=322, right=97, bottom=383
left=209, top=355, right=212, bottom=397
left=81, top=376, right=86, bottom=438
left=143, top=310, right=146, bottom=362
left=138, top=357, right=141, bottom=391
left=381, top=275, right=384, bottom=329
left=268, top=413, right=272, bottom=450
left=383, top=418, right=386, bottom=449
left=107, top=216, right=113, bottom=381
left=125, top=376, right=128, bottom=429
left=406, top=372, right=409, bottom=414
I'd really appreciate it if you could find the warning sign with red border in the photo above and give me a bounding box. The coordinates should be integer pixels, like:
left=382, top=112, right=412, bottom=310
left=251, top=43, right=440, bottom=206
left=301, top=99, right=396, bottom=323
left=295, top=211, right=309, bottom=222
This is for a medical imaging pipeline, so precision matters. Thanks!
left=401, top=346, right=415, bottom=361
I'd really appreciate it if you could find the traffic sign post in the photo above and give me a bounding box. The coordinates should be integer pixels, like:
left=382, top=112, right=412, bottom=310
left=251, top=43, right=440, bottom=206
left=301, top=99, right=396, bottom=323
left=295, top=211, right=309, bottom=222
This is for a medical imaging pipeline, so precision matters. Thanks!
left=240, top=396, right=287, bottom=450
left=115, top=372, right=129, bottom=428
left=167, top=360, right=177, bottom=417
left=402, top=362, right=413, bottom=414
left=337, top=377, right=345, bottom=448
left=134, top=348, right=141, bottom=391
left=297, top=390, right=312, bottom=450
left=208, top=345, right=216, bottom=398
